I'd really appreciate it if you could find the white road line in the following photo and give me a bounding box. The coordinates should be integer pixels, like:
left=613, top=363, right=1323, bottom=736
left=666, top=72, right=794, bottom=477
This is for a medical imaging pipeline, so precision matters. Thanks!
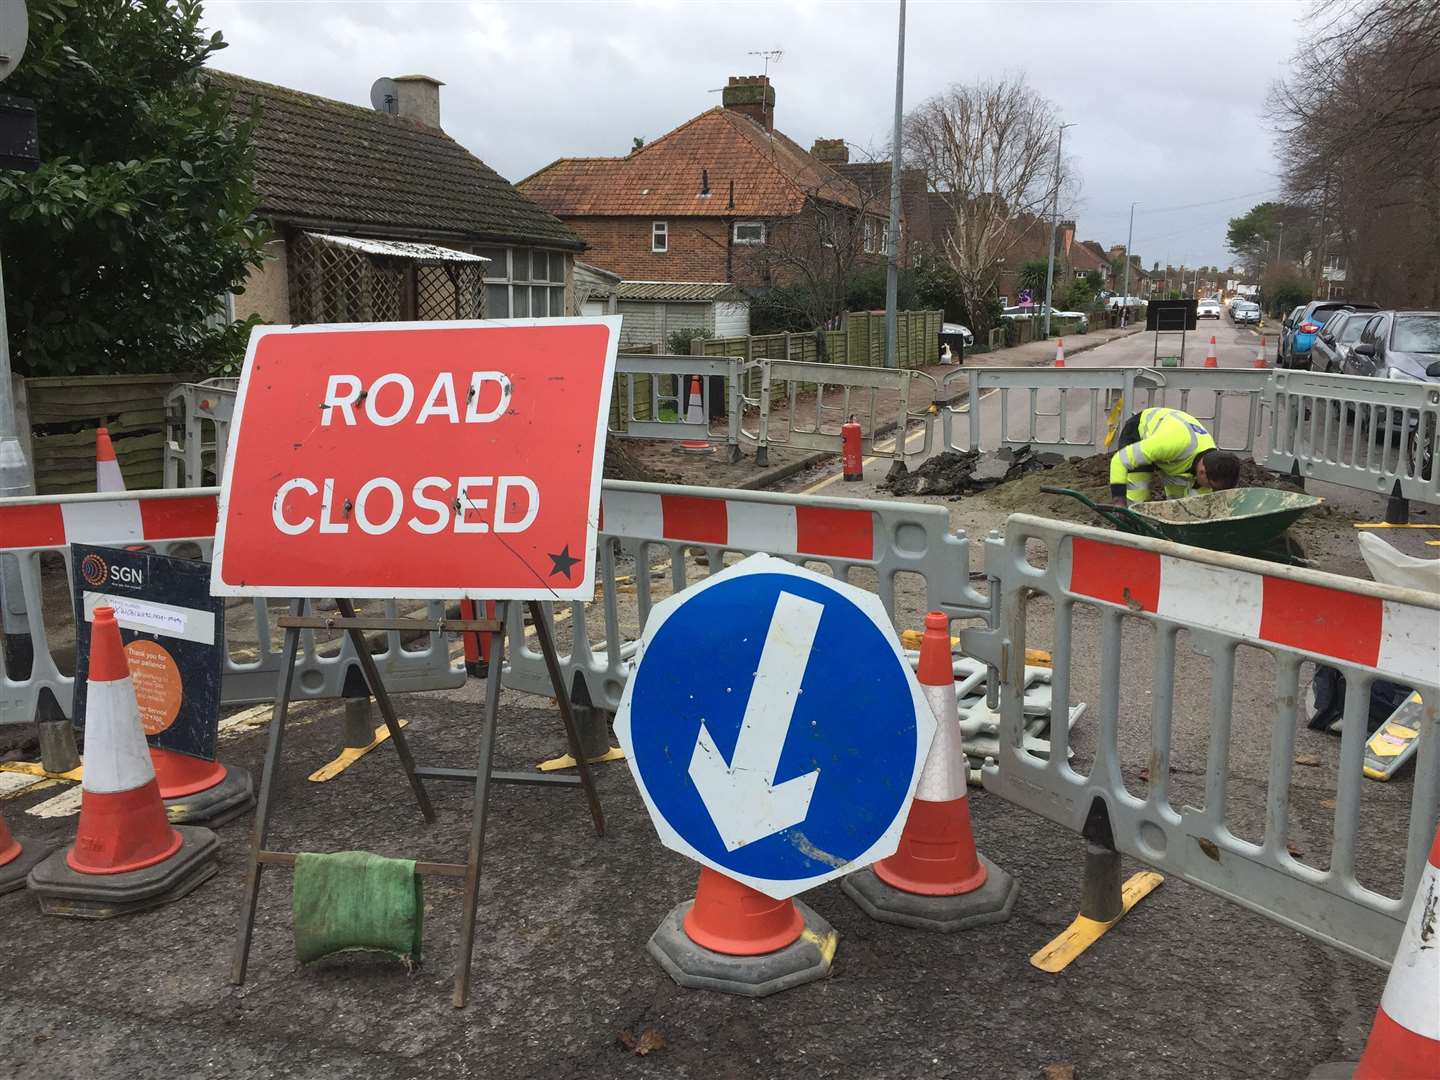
left=26, top=785, right=84, bottom=819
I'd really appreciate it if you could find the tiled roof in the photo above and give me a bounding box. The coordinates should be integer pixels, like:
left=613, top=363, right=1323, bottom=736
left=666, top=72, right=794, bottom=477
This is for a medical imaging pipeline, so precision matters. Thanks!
left=1069, top=240, right=1109, bottom=272
left=211, top=70, right=583, bottom=249
left=519, top=107, right=863, bottom=218
left=615, top=281, right=742, bottom=302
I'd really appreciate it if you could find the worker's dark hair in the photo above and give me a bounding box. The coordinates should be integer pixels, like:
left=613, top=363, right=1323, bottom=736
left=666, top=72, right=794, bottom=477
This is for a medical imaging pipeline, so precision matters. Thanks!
left=1201, top=450, right=1241, bottom=490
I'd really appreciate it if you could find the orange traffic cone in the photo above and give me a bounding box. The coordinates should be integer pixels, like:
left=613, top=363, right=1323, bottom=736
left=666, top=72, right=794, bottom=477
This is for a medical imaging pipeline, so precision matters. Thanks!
left=0, top=809, right=51, bottom=895
left=95, top=427, right=126, bottom=492
left=677, top=374, right=714, bottom=455
left=1253, top=335, right=1268, bottom=369
left=1326, top=825, right=1440, bottom=1078
left=1204, top=335, right=1219, bottom=368
left=152, top=747, right=254, bottom=828
left=842, top=611, right=1017, bottom=930
left=27, top=606, right=219, bottom=917
left=648, top=866, right=837, bottom=996
left=1054, top=338, right=1066, bottom=367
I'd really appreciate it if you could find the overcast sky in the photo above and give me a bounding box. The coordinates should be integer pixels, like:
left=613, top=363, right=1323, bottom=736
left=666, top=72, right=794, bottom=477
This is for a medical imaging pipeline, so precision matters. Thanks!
left=207, top=0, right=1308, bottom=270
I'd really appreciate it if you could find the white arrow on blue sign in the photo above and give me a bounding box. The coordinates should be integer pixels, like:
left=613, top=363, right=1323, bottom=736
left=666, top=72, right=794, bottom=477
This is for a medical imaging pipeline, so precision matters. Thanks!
left=615, top=552, right=937, bottom=900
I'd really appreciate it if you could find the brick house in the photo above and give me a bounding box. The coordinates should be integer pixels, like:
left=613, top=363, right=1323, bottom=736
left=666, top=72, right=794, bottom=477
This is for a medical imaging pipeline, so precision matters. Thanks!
left=808, top=141, right=932, bottom=267
left=213, top=71, right=585, bottom=325
left=518, top=76, right=882, bottom=291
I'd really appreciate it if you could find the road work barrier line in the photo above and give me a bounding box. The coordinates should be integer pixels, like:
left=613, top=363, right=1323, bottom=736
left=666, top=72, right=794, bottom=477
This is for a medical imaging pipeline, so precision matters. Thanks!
left=0, top=488, right=464, bottom=731
left=965, top=512, right=1440, bottom=969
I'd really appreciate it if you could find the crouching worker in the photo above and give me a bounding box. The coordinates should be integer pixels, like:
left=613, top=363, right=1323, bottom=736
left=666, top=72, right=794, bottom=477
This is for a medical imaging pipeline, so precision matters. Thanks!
left=1109, top=407, right=1241, bottom=506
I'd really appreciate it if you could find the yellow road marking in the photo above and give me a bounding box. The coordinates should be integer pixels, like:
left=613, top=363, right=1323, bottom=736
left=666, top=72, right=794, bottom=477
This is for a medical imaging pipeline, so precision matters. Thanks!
left=536, top=746, right=627, bottom=772
left=307, top=718, right=409, bottom=782
left=1029, top=871, right=1164, bottom=972
left=0, top=760, right=83, bottom=783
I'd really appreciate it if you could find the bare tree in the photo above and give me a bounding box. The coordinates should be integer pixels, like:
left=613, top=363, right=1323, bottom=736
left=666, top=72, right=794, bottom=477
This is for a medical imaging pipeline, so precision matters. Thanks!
left=905, top=75, right=1070, bottom=335
left=1270, top=1, right=1440, bottom=307
left=755, top=161, right=891, bottom=357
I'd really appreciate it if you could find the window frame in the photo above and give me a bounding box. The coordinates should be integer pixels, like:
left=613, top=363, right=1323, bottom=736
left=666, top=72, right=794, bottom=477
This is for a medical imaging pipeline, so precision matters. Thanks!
left=476, top=246, right=568, bottom=318
left=733, top=220, right=766, bottom=246
left=651, top=221, right=669, bottom=253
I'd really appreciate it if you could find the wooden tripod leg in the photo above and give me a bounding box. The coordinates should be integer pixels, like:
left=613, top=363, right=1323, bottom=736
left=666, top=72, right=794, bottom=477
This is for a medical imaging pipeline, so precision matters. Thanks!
left=334, top=597, right=436, bottom=824
left=453, top=602, right=507, bottom=1008
left=527, top=600, right=605, bottom=836
left=231, top=601, right=304, bottom=986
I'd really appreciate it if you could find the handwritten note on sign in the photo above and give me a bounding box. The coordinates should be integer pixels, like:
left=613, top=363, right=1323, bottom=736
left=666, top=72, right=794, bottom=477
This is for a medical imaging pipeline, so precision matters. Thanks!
left=210, top=318, right=620, bottom=600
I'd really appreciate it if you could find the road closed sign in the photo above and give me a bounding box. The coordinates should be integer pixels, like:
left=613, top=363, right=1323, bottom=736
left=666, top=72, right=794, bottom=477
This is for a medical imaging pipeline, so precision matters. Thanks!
left=211, top=318, right=620, bottom=599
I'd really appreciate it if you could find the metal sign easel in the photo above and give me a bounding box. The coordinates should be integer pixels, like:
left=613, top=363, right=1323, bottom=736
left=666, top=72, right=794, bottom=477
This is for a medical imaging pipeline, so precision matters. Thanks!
left=230, top=597, right=604, bottom=1008
left=1147, top=299, right=1197, bottom=369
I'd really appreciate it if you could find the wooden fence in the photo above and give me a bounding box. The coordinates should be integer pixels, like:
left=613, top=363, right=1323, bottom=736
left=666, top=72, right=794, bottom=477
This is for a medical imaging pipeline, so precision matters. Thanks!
left=23, top=374, right=190, bottom=494
left=693, top=310, right=944, bottom=369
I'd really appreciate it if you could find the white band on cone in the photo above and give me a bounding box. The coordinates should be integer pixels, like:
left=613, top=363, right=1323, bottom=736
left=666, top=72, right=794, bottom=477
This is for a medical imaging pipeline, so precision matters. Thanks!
left=913, top=679, right=968, bottom=802
left=97, top=459, right=126, bottom=493
left=81, top=677, right=158, bottom=795
left=1379, top=858, right=1440, bottom=1037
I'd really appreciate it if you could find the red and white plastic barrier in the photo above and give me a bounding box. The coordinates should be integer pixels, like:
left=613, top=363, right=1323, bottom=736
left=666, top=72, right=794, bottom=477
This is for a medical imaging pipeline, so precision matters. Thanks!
left=599, top=489, right=876, bottom=562
left=1067, top=536, right=1436, bottom=684
left=0, top=491, right=218, bottom=554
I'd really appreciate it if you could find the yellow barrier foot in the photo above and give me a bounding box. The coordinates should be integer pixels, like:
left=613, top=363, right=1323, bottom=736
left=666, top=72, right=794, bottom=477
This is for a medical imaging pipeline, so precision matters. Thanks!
left=536, top=746, right=626, bottom=772
left=1031, top=870, right=1164, bottom=972
left=307, top=719, right=409, bottom=783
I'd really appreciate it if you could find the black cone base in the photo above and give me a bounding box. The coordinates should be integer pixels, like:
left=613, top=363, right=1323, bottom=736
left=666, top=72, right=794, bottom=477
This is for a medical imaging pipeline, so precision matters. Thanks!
left=28, top=826, right=219, bottom=919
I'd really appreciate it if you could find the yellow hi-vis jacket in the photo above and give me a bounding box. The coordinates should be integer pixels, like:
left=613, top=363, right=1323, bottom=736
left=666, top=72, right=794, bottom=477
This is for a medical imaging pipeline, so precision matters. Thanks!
left=1109, top=407, right=1216, bottom=503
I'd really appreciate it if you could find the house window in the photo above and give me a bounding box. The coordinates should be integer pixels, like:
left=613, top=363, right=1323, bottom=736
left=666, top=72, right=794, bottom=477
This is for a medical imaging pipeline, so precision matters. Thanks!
left=1325, top=253, right=1344, bottom=271
left=477, top=245, right=567, bottom=318
left=817, top=212, right=834, bottom=248
left=652, top=221, right=668, bottom=253
left=1329, top=284, right=1346, bottom=299
left=733, top=221, right=765, bottom=245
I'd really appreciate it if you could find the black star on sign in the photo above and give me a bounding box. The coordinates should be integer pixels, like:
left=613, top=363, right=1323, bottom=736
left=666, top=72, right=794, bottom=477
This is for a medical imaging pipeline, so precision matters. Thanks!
left=548, top=544, right=581, bottom=578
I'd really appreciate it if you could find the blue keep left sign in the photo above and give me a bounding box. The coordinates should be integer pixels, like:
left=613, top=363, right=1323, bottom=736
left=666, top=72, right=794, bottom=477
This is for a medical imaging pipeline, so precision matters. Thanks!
left=615, top=553, right=936, bottom=899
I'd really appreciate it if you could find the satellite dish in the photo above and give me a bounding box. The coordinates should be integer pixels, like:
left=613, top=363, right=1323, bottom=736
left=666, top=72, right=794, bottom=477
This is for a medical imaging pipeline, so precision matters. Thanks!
left=0, top=2, right=29, bottom=85
left=369, top=77, right=398, bottom=114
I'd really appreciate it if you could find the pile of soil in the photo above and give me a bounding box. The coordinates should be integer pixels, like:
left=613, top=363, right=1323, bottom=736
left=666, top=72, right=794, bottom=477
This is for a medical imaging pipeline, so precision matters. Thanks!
left=603, top=441, right=679, bottom=484
left=881, top=445, right=1067, bottom=498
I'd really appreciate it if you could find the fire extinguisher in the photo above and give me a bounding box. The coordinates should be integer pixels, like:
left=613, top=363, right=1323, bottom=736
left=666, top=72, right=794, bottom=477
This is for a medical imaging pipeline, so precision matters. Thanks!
left=842, top=415, right=863, bottom=482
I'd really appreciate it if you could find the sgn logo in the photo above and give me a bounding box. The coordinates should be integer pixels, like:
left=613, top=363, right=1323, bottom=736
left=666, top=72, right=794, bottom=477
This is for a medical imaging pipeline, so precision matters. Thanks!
left=109, top=564, right=143, bottom=588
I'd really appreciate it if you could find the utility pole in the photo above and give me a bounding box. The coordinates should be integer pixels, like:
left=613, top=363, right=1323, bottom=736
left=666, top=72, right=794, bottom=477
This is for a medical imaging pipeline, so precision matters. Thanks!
left=883, top=0, right=906, bottom=369
left=1276, top=220, right=1284, bottom=266
left=1042, top=123, right=1073, bottom=339
left=1120, top=201, right=1134, bottom=327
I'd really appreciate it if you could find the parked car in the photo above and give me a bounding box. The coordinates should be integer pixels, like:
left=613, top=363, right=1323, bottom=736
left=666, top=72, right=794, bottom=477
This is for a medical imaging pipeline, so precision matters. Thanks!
left=1197, top=298, right=1222, bottom=319
left=1309, top=309, right=1370, bottom=373
left=1342, top=311, right=1440, bottom=479
left=1232, top=301, right=1261, bottom=325
left=1279, top=300, right=1379, bottom=368
left=1000, top=305, right=1089, bottom=332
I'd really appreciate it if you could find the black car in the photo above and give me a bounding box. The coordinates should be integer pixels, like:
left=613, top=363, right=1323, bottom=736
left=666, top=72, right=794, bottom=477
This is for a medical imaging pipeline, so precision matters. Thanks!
left=1341, top=310, right=1440, bottom=479
left=1278, top=299, right=1379, bottom=369
left=1310, top=309, right=1371, bottom=373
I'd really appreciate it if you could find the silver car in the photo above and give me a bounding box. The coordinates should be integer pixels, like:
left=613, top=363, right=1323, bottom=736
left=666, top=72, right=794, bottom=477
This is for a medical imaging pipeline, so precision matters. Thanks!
left=1232, top=302, right=1260, bottom=325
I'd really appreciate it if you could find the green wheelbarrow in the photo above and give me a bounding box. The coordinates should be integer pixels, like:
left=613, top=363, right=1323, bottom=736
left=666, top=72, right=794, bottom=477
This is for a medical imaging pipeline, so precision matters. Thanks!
left=1040, top=486, right=1323, bottom=564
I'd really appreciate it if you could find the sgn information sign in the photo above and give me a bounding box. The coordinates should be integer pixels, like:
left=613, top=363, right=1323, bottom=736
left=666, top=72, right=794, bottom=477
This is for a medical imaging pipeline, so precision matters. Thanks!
left=210, top=318, right=620, bottom=600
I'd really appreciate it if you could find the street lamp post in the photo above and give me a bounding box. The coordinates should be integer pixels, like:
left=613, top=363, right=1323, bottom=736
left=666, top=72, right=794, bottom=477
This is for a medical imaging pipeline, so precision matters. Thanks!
left=883, top=0, right=906, bottom=370
left=1042, top=123, right=1074, bottom=339
left=1119, top=201, right=1134, bottom=327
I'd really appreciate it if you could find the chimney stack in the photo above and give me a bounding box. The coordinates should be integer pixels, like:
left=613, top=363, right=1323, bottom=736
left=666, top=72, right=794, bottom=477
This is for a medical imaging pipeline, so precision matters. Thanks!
left=811, top=138, right=849, bottom=164
left=722, top=75, right=775, bottom=132
left=388, top=74, right=444, bottom=128
left=1058, top=219, right=1076, bottom=256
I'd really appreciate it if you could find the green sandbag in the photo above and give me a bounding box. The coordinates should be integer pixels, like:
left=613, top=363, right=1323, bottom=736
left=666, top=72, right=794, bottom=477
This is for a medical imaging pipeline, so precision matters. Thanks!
left=292, top=850, right=423, bottom=967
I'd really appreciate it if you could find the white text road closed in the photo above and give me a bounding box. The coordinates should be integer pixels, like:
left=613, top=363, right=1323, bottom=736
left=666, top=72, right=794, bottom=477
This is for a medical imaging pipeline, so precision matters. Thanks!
left=616, top=553, right=936, bottom=900
left=210, top=319, right=620, bottom=600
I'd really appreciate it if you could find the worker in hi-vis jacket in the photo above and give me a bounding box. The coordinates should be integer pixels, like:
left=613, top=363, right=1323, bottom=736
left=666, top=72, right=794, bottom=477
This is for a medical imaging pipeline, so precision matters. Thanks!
left=1108, top=407, right=1242, bottom=506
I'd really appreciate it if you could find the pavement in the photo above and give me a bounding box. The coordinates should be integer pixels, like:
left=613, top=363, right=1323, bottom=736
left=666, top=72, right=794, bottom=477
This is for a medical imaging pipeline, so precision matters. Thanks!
left=0, top=672, right=1392, bottom=1080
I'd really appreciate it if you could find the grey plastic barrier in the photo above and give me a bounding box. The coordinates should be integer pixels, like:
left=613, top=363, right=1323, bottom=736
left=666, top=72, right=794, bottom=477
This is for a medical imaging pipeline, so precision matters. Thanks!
left=502, top=479, right=988, bottom=712
left=609, top=354, right=748, bottom=462
left=164, top=378, right=238, bottom=489
left=1266, top=368, right=1440, bottom=506
left=938, top=366, right=1269, bottom=459
left=0, top=487, right=464, bottom=728
left=963, top=512, right=1440, bottom=968
left=741, top=359, right=938, bottom=467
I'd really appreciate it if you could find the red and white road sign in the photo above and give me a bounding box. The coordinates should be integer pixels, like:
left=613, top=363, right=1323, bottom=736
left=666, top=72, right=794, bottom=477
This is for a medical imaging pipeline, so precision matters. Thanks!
left=211, top=319, right=620, bottom=600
